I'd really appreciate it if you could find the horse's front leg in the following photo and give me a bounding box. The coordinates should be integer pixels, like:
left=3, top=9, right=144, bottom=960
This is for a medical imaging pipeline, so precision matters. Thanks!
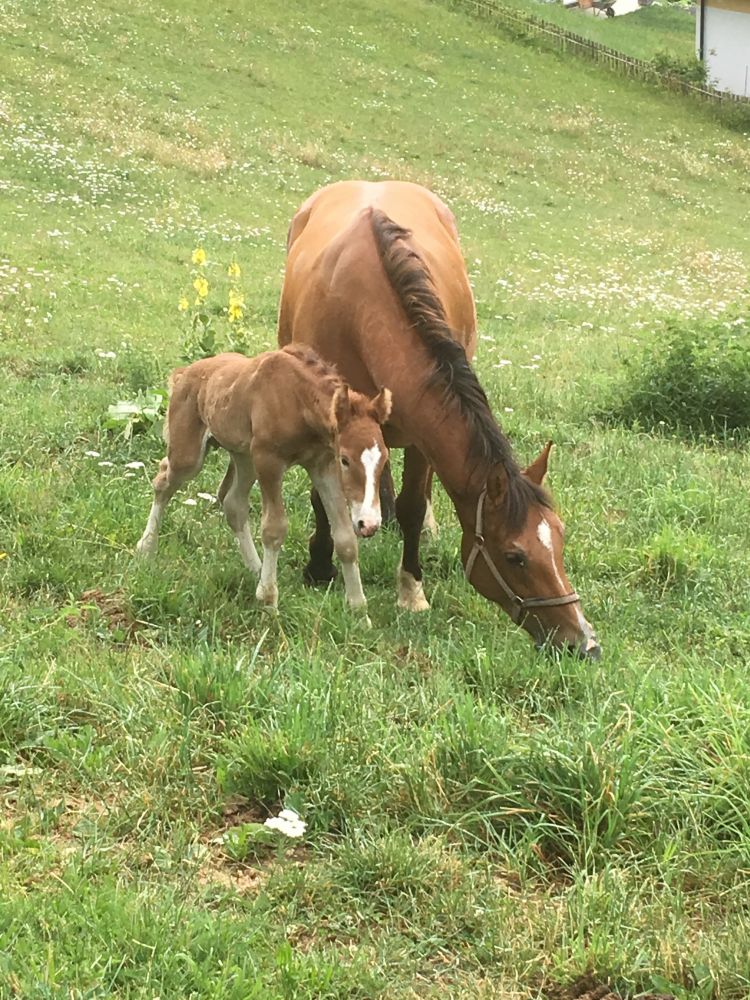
left=303, top=488, right=337, bottom=586
left=253, top=451, right=288, bottom=609
left=311, top=464, right=368, bottom=616
left=396, top=445, right=431, bottom=612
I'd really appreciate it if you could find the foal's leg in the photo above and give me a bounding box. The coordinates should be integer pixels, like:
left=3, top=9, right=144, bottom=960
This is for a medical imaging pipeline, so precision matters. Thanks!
left=221, top=454, right=261, bottom=574
left=253, top=450, right=289, bottom=608
left=310, top=462, right=367, bottom=613
left=136, top=415, right=208, bottom=557
left=303, top=488, right=337, bottom=585
left=396, top=445, right=431, bottom=612
left=217, top=460, right=234, bottom=506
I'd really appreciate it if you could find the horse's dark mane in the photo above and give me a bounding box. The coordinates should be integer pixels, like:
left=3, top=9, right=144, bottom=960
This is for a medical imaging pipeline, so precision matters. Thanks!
left=369, top=207, right=550, bottom=527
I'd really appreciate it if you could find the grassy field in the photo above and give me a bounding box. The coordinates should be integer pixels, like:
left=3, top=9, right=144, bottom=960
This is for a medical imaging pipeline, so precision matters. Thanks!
left=474, top=0, right=698, bottom=62
left=2, top=0, right=750, bottom=996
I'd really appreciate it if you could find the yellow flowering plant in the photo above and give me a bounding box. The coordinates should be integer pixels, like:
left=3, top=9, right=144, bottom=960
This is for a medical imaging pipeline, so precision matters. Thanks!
left=179, top=247, right=252, bottom=362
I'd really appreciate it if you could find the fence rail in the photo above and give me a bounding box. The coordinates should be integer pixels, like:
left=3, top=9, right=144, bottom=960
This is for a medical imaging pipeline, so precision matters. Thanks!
left=448, top=0, right=750, bottom=106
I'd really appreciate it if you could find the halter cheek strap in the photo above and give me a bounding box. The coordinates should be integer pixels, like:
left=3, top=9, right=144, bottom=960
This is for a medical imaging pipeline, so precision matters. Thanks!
left=463, top=488, right=580, bottom=624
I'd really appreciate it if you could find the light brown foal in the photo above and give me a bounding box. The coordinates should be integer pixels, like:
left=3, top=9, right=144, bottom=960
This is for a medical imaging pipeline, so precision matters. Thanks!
left=136, top=346, right=391, bottom=614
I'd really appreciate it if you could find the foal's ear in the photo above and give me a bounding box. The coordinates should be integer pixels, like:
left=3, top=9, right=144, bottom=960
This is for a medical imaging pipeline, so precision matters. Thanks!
left=524, top=440, right=554, bottom=486
left=486, top=463, right=508, bottom=504
left=369, top=387, right=392, bottom=425
left=330, top=384, right=352, bottom=427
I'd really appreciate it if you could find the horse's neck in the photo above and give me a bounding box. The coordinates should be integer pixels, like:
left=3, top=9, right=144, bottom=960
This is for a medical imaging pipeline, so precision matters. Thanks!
left=406, top=392, right=487, bottom=530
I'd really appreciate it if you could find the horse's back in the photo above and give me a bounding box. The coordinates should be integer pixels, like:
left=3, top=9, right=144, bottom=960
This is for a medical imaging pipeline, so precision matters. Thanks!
left=279, top=181, right=476, bottom=361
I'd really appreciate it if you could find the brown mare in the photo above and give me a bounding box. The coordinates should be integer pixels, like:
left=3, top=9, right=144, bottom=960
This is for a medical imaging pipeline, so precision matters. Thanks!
left=136, top=346, right=391, bottom=615
left=278, top=180, right=600, bottom=658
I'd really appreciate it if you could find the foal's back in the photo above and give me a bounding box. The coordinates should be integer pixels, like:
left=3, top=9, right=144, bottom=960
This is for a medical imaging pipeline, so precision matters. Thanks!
left=168, top=348, right=338, bottom=461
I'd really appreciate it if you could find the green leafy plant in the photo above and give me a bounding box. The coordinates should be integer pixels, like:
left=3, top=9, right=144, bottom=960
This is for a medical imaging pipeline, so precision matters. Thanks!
left=601, top=315, right=750, bottom=441
left=105, top=390, right=165, bottom=440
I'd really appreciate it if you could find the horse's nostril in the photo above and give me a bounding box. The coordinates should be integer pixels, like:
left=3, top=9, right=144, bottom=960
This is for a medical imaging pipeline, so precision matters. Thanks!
left=358, top=520, right=365, bottom=531
left=581, top=640, right=602, bottom=662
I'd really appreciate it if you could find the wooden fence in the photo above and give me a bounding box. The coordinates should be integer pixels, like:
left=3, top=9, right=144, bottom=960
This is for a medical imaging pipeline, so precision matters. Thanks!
left=447, top=0, right=750, bottom=106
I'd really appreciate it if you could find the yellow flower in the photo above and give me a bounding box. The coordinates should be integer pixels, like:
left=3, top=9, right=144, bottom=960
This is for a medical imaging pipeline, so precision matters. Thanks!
left=191, top=247, right=206, bottom=265
left=227, top=261, right=241, bottom=278
left=0, top=552, right=7, bottom=560
left=228, top=289, right=244, bottom=322
left=193, top=276, right=209, bottom=299
left=178, top=296, right=189, bottom=312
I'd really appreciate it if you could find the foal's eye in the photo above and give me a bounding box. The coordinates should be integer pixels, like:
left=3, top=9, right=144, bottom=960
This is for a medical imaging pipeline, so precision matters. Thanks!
left=505, top=551, right=527, bottom=568
left=340, top=456, right=350, bottom=469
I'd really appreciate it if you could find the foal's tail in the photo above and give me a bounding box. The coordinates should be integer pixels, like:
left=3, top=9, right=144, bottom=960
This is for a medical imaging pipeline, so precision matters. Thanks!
left=163, top=366, right=188, bottom=444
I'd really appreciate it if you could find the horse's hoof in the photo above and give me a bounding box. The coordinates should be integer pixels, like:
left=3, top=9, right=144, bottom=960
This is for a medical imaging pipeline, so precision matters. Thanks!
left=397, top=568, right=430, bottom=613
left=303, top=562, right=337, bottom=586
left=256, top=583, right=278, bottom=608
left=135, top=537, right=156, bottom=558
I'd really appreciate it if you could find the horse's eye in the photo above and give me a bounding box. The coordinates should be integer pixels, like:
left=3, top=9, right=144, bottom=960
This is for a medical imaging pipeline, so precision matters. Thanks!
left=505, top=551, right=527, bottom=568
left=340, top=456, right=350, bottom=468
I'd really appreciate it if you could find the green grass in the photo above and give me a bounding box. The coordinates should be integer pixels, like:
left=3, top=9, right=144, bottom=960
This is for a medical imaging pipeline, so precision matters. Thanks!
left=2, top=0, right=750, bottom=996
left=478, top=0, right=698, bottom=62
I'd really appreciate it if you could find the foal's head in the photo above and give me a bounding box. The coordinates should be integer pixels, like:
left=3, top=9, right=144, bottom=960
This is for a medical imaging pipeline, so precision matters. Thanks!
left=331, top=385, right=392, bottom=538
left=462, top=442, right=600, bottom=659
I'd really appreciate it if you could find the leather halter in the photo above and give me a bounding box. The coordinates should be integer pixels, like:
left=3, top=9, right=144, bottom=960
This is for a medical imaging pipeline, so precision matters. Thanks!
left=463, top=488, right=580, bottom=623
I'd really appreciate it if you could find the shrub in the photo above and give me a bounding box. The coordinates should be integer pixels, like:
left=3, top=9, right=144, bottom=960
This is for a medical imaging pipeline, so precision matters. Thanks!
left=601, top=315, right=750, bottom=441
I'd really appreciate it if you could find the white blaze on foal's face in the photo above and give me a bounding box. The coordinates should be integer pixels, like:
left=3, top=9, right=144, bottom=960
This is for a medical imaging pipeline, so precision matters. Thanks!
left=347, top=442, right=382, bottom=537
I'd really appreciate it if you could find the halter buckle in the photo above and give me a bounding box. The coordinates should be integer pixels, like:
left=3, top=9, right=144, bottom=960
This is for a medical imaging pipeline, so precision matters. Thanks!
left=474, top=533, right=485, bottom=548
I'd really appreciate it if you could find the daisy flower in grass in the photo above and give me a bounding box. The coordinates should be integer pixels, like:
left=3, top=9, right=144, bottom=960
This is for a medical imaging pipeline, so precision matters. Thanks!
left=264, top=808, right=306, bottom=839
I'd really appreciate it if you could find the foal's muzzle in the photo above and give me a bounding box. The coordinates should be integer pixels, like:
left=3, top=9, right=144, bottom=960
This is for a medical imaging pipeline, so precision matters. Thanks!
left=355, top=518, right=380, bottom=538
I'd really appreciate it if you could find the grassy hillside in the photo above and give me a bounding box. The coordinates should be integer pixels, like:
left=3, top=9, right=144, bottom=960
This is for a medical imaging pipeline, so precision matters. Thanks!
left=2, top=0, right=750, bottom=997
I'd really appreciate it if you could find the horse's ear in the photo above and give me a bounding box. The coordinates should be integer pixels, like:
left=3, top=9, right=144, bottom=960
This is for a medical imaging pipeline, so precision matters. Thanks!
left=369, top=387, right=392, bottom=425
left=330, top=385, right=352, bottom=428
left=524, top=440, right=553, bottom=485
left=486, top=463, right=508, bottom=504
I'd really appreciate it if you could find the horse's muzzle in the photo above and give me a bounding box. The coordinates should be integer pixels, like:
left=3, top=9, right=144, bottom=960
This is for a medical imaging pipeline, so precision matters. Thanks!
left=535, top=636, right=602, bottom=661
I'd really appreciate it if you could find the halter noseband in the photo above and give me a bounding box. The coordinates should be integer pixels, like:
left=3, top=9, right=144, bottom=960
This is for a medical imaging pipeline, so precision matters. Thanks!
left=463, top=488, right=580, bottom=624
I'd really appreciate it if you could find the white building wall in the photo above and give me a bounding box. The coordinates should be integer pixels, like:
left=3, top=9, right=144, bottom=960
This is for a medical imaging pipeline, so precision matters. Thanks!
left=697, top=6, right=750, bottom=97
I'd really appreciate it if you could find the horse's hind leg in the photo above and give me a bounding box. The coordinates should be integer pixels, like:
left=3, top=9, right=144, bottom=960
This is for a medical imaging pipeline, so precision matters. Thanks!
left=396, top=446, right=431, bottom=612
left=422, top=467, right=438, bottom=536
left=303, top=488, right=337, bottom=585
left=136, top=405, right=208, bottom=557
left=221, top=454, right=261, bottom=574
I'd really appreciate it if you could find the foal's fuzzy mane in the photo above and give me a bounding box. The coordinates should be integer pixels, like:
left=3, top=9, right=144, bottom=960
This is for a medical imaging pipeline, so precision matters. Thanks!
left=368, top=207, right=550, bottom=527
left=281, top=343, right=375, bottom=421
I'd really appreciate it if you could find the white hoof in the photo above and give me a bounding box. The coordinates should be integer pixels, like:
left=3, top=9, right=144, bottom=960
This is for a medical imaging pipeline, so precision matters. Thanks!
left=255, top=582, right=278, bottom=608
left=136, top=535, right=156, bottom=557
left=397, top=567, right=430, bottom=612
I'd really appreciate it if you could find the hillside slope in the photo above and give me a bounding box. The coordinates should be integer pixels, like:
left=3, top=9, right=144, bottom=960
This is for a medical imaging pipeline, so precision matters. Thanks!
left=2, top=1, right=750, bottom=997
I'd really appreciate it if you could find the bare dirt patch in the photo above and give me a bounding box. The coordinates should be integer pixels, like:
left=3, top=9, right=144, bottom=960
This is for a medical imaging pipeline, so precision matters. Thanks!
left=543, top=975, right=675, bottom=1000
